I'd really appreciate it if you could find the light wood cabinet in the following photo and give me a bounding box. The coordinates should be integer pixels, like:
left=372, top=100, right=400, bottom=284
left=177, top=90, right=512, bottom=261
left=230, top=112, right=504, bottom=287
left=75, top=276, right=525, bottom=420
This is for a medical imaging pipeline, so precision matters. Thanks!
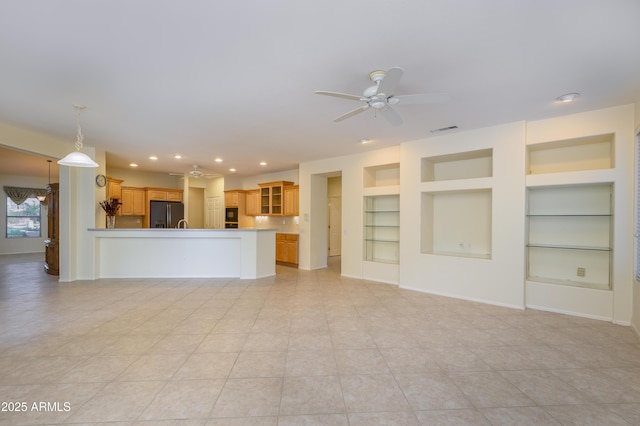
left=121, top=187, right=146, bottom=216
left=283, top=185, right=299, bottom=216
left=258, top=181, right=293, bottom=216
left=106, top=177, right=123, bottom=200
left=224, top=190, right=246, bottom=207
left=245, top=189, right=260, bottom=216
left=146, top=188, right=183, bottom=202
left=143, top=188, right=183, bottom=228
left=276, top=233, right=298, bottom=266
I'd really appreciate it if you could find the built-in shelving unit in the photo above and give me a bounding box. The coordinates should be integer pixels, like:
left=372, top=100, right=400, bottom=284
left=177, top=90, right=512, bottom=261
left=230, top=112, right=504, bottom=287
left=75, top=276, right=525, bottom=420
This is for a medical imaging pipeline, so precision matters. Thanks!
left=527, top=134, right=613, bottom=175
left=420, top=149, right=493, bottom=259
left=525, top=133, right=615, bottom=292
left=364, top=163, right=400, bottom=187
left=364, top=194, right=399, bottom=264
left=421, top=149, right=492, bottom=182
left=526, top=183, right=612, bottom=290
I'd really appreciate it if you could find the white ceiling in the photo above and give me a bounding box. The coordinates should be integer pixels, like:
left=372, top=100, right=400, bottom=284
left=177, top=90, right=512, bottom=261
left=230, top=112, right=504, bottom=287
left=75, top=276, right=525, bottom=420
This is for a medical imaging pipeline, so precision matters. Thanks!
left=1, top=1, right=639, bottom=178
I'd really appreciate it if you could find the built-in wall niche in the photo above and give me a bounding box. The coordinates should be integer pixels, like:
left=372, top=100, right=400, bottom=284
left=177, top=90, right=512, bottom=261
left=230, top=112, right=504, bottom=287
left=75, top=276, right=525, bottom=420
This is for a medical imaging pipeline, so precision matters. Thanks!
left=526, top=183, right=612, bottom=290
left=364, top=194, right=399, bottom=264
left=420, top=189, right=492, bottom=259
left=527, top=133, right=614, bottom=175
left=421, top=149, right=492, bottom=182
left=363, top=163, right=400, bottom=188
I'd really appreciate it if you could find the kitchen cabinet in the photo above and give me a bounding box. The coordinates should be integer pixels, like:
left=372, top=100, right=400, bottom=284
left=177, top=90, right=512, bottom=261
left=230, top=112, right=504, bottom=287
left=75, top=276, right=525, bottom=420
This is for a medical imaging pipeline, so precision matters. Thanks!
left=276, top=233, right=298, bottom=266
left=146, top=188, right=183, bottom=202
left=120, top=187, right=146, bottom=216
left=245, top=189, right=260, bottom=216
left=258, top=181, right=293, bottom=216
left=106, top=177, right=123, bottom=201
left=283, top=185, right=299, bottom=216
left=224, top=190, right=246, bottom=207
left=143, top=188, right=183, bottom=228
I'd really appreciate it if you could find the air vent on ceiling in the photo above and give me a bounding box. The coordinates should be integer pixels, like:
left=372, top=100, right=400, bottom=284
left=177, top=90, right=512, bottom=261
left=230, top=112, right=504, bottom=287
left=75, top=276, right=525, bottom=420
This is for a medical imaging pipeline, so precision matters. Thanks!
left=430, top=125, right=458, bottom=133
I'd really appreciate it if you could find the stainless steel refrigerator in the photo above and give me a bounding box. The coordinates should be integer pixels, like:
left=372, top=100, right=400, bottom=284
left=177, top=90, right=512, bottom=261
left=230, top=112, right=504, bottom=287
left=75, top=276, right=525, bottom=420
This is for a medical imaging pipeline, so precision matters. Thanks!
left=150, top=201, right=184, bottom=228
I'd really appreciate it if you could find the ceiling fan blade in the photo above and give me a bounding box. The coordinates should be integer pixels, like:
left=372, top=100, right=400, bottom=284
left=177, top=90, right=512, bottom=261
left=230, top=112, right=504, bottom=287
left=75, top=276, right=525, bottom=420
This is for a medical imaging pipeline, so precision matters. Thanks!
left=334, top=105, right=370, bottom=122
left=379, top=106, right=403, bottom=126
left=169, top=173, right=184, bottom=176
left=315, top=91, right=363, bottom=101
left=377, top=67, right=403, bottom=96
left=393, top=92, right=450, bottom=105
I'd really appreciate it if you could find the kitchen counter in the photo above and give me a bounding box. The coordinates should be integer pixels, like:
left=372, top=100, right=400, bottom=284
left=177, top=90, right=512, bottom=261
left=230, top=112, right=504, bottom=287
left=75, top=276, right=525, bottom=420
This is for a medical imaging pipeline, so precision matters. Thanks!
left=88, top=228, right=276, bottom=279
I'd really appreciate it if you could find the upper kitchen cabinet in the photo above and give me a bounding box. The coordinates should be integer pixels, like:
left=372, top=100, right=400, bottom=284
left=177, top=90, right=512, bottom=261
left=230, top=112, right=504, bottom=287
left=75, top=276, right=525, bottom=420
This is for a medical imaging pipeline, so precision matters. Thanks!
left=120, top=187, right=146, bottom=216
left=146, top=188, right=183, bottom=202
left=245, top=189, right=260, bottom=216
left=283, top=185, right=299, bottom=216
left=258, top=181, right=293, bottom=216
left=224, top=190, right=246, bottom=208
left=106, top=177, right=123, bottom=200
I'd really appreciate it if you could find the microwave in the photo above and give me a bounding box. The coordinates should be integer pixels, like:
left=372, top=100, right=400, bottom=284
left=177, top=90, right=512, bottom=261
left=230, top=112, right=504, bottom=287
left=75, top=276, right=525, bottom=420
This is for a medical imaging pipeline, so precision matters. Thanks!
left=225, top=207, right=239, bottom=223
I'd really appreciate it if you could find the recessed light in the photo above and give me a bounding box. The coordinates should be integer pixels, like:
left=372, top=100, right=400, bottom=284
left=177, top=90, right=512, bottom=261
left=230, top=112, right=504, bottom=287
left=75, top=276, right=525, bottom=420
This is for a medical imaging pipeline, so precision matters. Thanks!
left=215, top=158, right=223, bottom=163
left=259, top=162, right=267, bottom=166
left=149, top=156, right=158, bottom=161
left=556, top=93, right=579, bottom=103
left=360, top=138, right=370, bottom=144
left=229, top=168, right=236, bottom=173
left=129, top=163, right=138, bottom=168
left=174, top=154, right=182, bottom=159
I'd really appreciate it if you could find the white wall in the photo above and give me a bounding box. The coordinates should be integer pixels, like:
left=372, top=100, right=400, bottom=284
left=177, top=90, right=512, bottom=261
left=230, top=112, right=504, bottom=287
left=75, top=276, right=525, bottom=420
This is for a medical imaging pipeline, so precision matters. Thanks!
left=299, top=146, right=401, bottom=275
left=0, top=174, right=50, bottom=254
left=634, top=102, right=640, bottom=334
left=401, top=122, right=526, bottom=309
left=106, top=167, right=183, bottom=188
left=0, top=122, right=99, bottom=280
left=526, top=105, right=634, bottom=324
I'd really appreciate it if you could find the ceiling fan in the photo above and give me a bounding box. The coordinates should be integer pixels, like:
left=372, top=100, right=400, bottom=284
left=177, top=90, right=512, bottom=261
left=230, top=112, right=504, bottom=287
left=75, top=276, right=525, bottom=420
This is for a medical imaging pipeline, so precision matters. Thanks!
left=315, top=67, right=449, bottom=126
left=169, top=165, right=219, bottom=179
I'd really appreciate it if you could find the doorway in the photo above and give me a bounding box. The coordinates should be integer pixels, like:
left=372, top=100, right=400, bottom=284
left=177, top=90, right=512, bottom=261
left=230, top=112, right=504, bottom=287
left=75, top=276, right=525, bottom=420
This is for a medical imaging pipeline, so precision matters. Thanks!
left=327, top=176, right=342, bottom=257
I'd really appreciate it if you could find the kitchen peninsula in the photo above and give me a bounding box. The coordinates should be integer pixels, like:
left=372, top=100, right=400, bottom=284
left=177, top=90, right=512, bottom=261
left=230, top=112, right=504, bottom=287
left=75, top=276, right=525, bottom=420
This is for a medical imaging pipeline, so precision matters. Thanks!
left=88, top=228, right=275, bottom=279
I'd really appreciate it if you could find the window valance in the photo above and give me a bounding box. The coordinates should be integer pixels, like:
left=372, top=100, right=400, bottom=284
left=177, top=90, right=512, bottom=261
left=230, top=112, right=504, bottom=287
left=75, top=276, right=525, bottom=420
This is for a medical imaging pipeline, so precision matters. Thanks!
left=3, top=186, right=48, bottom=205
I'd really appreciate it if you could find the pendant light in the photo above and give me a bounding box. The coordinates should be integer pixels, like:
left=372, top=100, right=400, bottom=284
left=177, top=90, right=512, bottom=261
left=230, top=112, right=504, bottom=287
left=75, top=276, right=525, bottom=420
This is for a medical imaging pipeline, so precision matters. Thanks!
left=36, top=160, right=52, bottom=202
left=57, top=104, right=99, bottom=168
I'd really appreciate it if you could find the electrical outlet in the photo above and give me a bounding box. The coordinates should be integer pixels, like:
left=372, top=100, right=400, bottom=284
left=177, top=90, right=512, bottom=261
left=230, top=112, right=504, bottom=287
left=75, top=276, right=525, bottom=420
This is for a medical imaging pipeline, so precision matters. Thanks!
left=577, top=267, right=586, bottom=277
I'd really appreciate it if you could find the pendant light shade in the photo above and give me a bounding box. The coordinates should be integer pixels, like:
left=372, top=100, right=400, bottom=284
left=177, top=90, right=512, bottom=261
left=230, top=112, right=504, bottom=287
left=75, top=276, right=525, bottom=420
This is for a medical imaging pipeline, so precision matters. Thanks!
left=58, top=104, right=99, bottom=168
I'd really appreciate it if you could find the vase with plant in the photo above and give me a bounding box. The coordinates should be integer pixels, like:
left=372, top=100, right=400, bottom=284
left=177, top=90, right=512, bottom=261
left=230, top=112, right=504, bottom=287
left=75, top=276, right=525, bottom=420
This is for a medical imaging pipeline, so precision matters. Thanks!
left=99, top=198, right=121, bottom=228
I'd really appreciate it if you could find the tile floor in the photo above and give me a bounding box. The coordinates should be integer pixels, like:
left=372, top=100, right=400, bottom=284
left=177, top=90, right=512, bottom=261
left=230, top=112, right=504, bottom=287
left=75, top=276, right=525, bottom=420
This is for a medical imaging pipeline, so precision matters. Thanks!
left=1, top=254, right=640, bottom=425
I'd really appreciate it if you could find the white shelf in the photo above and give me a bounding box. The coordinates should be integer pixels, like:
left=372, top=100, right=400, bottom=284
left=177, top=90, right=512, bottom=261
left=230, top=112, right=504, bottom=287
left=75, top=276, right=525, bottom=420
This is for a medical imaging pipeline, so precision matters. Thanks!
left=364, top=195, right=399, bottom=264
left=526, top=183, right=613, bottom=290
left=527, top=133, right=614, bottom=175
left=363, top=163, right=400, bottom=188
left=421, top=149, right=492, bottom=182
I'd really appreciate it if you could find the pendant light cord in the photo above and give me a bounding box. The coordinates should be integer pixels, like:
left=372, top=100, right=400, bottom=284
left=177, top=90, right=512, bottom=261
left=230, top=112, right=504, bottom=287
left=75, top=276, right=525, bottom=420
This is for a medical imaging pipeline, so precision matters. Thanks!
left=75, top=106, right=84, bottom=152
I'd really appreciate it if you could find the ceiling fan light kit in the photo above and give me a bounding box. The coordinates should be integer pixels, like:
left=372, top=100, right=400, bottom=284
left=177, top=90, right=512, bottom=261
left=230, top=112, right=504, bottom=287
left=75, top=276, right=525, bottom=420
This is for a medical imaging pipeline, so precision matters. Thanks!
left=315, top=67, right=450, bottom=126
left=58, top=104, right=99, bottom=168
left=169, top=164, right=218, bottom=179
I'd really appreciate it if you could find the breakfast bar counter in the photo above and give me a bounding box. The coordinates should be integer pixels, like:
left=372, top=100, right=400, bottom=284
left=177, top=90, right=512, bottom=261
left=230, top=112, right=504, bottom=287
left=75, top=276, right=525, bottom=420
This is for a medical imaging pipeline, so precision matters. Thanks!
left=88, top=228, right=276, bottom=279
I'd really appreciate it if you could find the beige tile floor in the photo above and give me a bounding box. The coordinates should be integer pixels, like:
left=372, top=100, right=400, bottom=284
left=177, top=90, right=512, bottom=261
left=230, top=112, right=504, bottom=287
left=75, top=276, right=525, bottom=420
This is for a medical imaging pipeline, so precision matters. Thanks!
left=1, top=254, right=640, bottom=425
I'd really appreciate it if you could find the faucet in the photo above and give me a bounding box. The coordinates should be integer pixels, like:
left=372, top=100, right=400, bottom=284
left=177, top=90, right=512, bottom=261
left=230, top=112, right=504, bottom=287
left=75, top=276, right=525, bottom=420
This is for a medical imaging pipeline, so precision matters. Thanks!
left=176, top=219, right=188, bottom=229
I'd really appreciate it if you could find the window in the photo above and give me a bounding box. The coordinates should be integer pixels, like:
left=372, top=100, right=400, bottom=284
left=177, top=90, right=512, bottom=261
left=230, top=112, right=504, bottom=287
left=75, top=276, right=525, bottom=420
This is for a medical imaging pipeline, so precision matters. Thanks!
left=6, top=197, right=41, bottom=238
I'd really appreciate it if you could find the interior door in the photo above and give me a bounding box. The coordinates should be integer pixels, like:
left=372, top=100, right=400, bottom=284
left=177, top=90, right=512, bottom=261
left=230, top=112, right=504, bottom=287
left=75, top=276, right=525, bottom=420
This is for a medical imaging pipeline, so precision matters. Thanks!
left=328, top=196, right=342, bottom=256
left=207, top=196, right=223, bottom=229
